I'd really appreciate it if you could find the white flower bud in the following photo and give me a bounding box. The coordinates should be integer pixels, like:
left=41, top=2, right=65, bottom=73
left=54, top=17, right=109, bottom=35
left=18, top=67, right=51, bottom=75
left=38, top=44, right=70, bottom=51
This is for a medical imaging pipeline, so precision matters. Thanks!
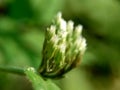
left=49, top=25, right=56, bottom=34
left=67, top=20, right=74, bottom=31
left=75, top=25, right=83, bottom=35
left=60, top=19, right=67, bottom=31
left=56, top=12, right=67, bottom=31
left=56, top=12, right=62, bottom=23
left=79, top=38, right=86, bottom=54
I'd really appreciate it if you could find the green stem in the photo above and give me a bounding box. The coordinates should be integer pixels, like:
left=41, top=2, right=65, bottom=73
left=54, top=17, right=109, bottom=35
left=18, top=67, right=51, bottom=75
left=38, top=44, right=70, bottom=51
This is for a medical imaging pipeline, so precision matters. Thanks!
left=0, top=66, right=25, bottom=75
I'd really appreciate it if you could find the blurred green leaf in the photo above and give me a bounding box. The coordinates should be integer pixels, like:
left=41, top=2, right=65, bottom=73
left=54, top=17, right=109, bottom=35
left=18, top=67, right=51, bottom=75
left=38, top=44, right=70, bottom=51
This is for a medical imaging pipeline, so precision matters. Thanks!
left=9, top=0, right=33, bottom=20
left=30, top=0, right=64, bottom=24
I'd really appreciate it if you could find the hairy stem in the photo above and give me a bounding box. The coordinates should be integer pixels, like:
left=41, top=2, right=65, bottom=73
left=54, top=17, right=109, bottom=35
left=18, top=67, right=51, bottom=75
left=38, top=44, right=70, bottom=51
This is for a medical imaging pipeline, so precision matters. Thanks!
left=0, top=66, right=25, bottom=75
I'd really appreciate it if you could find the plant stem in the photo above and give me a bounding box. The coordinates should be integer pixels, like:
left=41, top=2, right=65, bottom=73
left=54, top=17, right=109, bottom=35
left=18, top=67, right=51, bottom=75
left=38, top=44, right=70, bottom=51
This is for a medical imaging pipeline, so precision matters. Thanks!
left=0, top=66, right=25, bottom=75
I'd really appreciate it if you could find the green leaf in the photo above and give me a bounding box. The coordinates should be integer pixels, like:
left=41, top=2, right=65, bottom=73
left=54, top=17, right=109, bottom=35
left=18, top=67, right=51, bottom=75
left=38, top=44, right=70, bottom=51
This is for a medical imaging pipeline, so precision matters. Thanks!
left=25, top=67, right=61, bottom=90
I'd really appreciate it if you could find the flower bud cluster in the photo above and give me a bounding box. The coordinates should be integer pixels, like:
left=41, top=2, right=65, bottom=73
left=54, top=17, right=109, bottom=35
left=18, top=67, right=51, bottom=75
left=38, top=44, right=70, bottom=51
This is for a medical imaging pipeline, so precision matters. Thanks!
left=39, top=12, right=86, bottom=78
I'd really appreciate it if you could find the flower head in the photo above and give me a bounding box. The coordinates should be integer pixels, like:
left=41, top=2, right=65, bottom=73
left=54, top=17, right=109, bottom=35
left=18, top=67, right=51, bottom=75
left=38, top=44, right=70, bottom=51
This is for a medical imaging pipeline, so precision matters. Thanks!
left=39, top=12, right=87, bottom=78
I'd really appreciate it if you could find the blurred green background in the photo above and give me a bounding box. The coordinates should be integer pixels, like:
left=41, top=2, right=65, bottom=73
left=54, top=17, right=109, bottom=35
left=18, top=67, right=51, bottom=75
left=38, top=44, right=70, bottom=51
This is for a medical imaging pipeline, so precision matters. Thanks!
left=0, top=0, right=120, bottom=90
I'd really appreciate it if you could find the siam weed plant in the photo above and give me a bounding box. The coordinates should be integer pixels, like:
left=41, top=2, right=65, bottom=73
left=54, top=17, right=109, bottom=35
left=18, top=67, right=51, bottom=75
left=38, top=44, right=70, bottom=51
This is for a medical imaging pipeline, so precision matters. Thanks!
left=0, top=12, right=86, bottom=90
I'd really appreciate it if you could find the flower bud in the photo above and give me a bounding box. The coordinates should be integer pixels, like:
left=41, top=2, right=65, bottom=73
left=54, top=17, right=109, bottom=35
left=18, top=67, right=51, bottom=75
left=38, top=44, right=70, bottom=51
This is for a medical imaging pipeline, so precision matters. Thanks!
left=39, top=12, right=87, bottom=78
